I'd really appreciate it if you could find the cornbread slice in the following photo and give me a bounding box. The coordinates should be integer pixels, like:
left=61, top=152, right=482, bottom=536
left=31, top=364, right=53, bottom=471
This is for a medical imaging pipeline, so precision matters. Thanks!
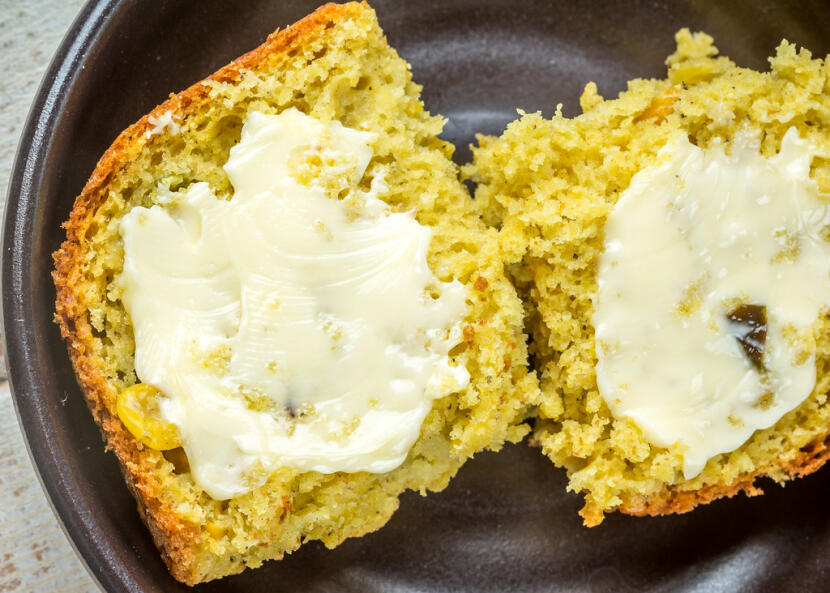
left=53, top=2, right=538, bottom=584
left=468, top=30, right=830, bottom=526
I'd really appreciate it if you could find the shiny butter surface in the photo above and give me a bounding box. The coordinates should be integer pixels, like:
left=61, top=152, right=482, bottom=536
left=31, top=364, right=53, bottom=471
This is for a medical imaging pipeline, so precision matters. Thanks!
left=595, top=127, right=830, bottom=479
left=120, top=109, right=469, bottom=499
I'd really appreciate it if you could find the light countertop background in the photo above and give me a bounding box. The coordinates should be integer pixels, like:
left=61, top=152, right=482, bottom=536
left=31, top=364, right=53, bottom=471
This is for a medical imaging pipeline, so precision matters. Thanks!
left=1, top=1, right=99, bottom=592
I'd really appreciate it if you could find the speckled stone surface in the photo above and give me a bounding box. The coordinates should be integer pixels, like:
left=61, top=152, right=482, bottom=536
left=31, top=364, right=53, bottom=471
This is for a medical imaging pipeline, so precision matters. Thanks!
left=1, top=2, right=99, bottom=592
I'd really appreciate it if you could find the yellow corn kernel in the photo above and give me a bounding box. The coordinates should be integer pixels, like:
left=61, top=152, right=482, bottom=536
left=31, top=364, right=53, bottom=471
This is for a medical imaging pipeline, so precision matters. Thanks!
left=634, top=86, right=680, bottom=124
left=116, top=383, right=181, bottom=450
left=205, top=522, right=227, bottom=539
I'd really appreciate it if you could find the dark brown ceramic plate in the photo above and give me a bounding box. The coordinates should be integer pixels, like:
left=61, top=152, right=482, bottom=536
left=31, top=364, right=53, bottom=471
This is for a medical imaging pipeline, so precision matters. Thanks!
left=6, top=1, right=830, bottom=591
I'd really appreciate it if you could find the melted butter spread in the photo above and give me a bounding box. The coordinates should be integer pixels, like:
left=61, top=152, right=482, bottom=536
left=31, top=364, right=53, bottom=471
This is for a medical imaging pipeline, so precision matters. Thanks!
left=595, top=127, right=830, bottom=479
left=120, top=109, right=470, bottom=499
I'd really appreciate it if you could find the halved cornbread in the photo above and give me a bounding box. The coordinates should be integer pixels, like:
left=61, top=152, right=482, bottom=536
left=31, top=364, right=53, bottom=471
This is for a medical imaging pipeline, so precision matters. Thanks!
left=53, top=2, right=538, bottom=583
left=468, top=29, right=830, bottom=526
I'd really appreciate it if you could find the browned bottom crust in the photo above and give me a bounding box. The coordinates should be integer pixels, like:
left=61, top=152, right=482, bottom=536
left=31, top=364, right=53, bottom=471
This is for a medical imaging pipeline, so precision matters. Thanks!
left=578, top=436, right=830, bottom=526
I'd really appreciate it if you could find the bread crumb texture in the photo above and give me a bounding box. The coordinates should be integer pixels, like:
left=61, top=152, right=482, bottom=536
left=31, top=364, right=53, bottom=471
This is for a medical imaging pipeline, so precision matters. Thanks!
left=53, top=2, right=538, bottom=584
left=468, top=29, right=830, bottom=527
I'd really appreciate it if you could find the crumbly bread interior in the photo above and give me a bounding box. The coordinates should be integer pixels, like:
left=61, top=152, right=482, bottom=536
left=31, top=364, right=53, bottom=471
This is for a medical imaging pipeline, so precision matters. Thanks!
left=468, top=30, right=830, bottom=526
left=53, top=2, right=538, bottom=583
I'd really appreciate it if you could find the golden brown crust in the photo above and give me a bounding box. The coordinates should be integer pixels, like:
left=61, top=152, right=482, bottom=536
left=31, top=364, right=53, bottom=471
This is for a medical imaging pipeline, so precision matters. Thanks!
left=578, top=436, right=830, bottom=526
left=52, top=2, right=368, bottom=585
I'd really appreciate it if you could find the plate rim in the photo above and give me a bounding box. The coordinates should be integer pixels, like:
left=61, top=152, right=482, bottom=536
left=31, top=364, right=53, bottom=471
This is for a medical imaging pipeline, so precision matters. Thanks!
left=2, top=1, right=123, bottom=591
